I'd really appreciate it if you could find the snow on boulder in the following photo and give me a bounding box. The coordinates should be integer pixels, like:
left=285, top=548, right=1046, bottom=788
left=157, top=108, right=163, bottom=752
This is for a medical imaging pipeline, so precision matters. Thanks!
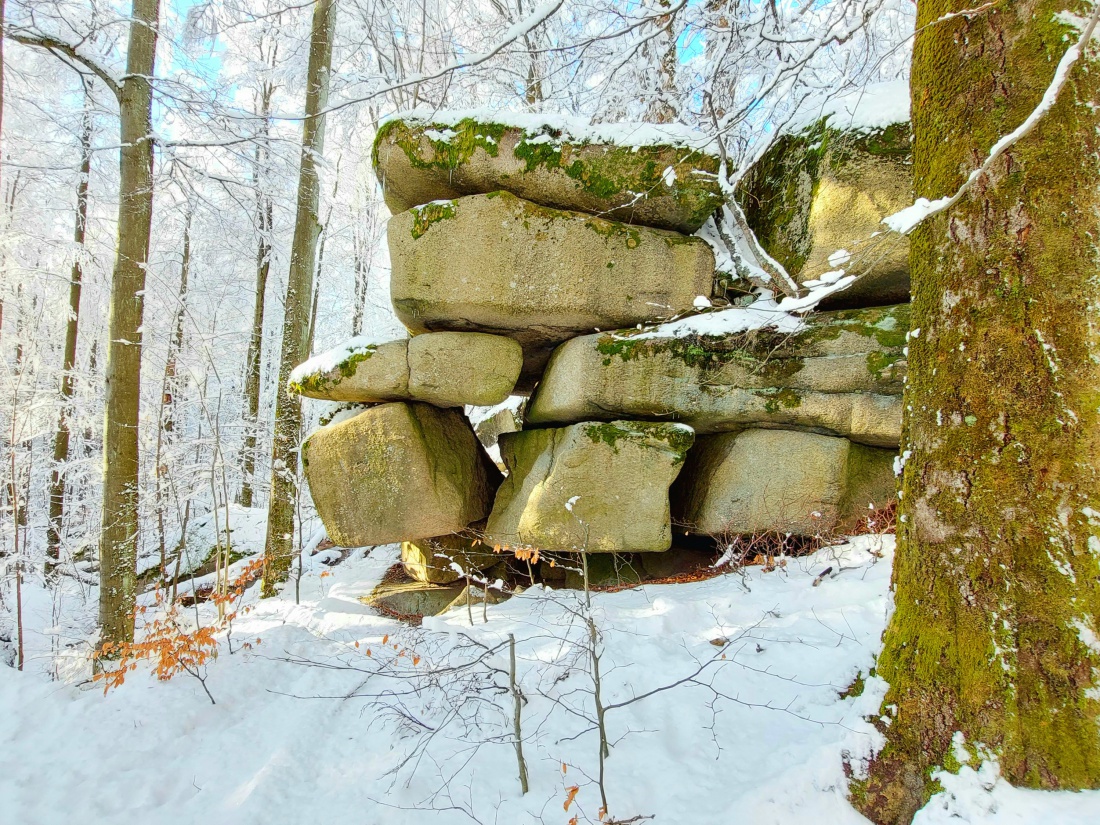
left=527, top=304, right=908, bottom=448
left=737, top=117, right=913, bottom=310
left=388, top=191, right=715, bottom=391
left=303, top=402, right=501, bottom=547
left=671, top=428, right=897, bottom=537
left=372, top=112, right=723, bottom=233
left=288, top=331, right=523, bottom=407
left=485, top=420, right=695, bottom=554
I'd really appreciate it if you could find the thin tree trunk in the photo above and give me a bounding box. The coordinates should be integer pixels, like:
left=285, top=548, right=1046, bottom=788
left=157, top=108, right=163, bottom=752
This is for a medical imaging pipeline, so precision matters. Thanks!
left=99, top=0, right=161, bottom=647
left=1, top=0, right=6, bottom=195
left=351, top=225, right=367, bottom=336
left=155, top=209, right=190, bottom=580
left=46, top=101, right=93, bottom=576
left=11, top=416, right=22, bottom=671
left=856, top=3, right=1100, bottom=821
left=240, top=81, right=274, bottom=510
left=262, top=0, right=335, bottom=596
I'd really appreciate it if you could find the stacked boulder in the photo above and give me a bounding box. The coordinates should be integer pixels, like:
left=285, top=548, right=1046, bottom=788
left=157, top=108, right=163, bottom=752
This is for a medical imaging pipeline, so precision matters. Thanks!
left=292, top=112, right=911, bottom=609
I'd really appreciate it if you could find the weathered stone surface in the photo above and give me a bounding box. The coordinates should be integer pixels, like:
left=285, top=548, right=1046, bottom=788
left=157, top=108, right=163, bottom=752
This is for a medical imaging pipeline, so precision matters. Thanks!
left=527, top=304, right=908, bottom=447
left=441, top=584, right=512, bottom=616
left=738, top=121, right=912, bottom=310
left=289, top=339, right=409, bottom=402
left=288, top=332, right=522, bottom=407
left=671, top=429, right=897, bottom=536
left=401, top=522, right=499, bottom=584
left=304, top=402, right=501, bottom=547
left=373, top=116, right=723, bottom=233
left=408, top=332, right=523, bottom=406
left=485, top=421, right=694, bottom=554
left=362, top=580, right=466, bottom=617
left=388, top=192, right=716, bottom=389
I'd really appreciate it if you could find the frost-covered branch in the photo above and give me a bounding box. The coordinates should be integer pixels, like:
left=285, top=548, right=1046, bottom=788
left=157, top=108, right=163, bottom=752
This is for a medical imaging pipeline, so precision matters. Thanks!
left=6, top=28, right=123, bottom=99
left=309, top=0, right=564, bottom=119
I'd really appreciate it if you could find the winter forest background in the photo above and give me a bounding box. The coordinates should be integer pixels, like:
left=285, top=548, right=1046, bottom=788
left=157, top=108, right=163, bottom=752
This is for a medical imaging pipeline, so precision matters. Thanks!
left=0, top=0, right=912, bottom=669
left=4, top=2, right=1100, bottom=824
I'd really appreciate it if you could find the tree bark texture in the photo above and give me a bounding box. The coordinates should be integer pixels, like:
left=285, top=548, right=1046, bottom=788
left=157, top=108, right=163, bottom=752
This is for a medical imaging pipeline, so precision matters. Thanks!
left=99, top=0, right=160, bottom=646
left=856, top=3, right=1100, bottom=822
left=262, top=0, right=335, bottom=596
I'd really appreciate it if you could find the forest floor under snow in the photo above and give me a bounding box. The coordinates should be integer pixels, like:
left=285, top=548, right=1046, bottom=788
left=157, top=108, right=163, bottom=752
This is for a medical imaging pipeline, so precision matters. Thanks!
left=3, top=535, right=1100, bottom=825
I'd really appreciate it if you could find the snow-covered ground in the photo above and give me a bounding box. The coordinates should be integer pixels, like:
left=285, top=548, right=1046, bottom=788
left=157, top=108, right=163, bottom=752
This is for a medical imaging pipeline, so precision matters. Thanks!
left=3, top=535, right=1099, bottom=825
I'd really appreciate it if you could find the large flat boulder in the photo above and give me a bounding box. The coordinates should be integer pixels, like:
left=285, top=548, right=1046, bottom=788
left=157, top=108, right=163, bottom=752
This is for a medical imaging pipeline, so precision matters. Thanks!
left=389, top=192, right=716, bottom=389
left=485, top=421, right=694, bottom=554
left=527, top=304, right=908, bottom=448
left=288, top=332, right=522, bottom=407
left=363, top=580, right=467, bottom=618
left=671, top=429, right=897, bottom=536
left=304, top=402, right=501, bottom=547
left=738, top=120, right=912, bottom=310
left=373, top=114, right=723, bottom=233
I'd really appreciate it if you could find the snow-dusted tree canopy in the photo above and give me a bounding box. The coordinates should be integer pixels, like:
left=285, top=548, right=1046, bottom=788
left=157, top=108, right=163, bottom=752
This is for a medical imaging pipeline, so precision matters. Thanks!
left=14, top=2, right=1099, bottom=824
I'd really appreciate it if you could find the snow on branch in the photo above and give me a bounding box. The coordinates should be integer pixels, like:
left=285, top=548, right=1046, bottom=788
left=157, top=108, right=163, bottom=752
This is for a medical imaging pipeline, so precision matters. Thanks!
left=883, top=2, right=1100, bottom=235
left=310, top=0, right=564, bottom=120
left=6, top=28, right=123, bottom=100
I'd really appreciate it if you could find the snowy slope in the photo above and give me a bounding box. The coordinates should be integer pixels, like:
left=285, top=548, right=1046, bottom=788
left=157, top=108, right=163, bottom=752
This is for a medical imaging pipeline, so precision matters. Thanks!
left=2, top=536, right=1098, bottom=825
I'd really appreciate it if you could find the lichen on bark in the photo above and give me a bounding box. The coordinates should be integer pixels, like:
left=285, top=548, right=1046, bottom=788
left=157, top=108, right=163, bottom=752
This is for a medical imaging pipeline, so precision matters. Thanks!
left=854, top=3, right=1100, bottom=823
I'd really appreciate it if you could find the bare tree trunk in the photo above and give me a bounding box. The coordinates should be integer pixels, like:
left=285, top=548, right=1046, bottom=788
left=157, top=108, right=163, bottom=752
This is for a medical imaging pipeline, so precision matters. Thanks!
left=239, top=80, right=275, bottom=510
left=154, top=209, right=190, bottom=580
left=262, top=0, right=335, bottom=596
left=99, top=0, right=161, bottom=646
left=351, top=225, right=368, bottom=336
left=1, top=0, right=6, bottom=195
left=10, top=413, right=22, bottom=671
left=856, top=2, right=1100, bottom=821
left=46, top=100, right=92, bottom=576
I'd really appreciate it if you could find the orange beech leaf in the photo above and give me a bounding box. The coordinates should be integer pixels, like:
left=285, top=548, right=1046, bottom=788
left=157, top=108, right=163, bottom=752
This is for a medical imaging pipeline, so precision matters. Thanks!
left=563, top=786, right=579, bottom=811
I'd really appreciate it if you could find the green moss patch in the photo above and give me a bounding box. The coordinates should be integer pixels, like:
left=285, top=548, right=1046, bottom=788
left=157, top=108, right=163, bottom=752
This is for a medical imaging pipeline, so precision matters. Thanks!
left=410, top=200, right=457, bottom=240
left=288, top=345, right=377, bottom=395
left=754, top=387, right=803, bottom=413
left=582, top=421, right=694, bottom=461
left=374, top=118, right=507, bottom=172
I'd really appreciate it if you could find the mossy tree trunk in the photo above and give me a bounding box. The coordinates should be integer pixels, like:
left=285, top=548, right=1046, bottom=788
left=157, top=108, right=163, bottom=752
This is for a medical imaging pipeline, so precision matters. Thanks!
left=262, top=0, right=335, bottom=596
left=856, top=3, right=1100, bottom=822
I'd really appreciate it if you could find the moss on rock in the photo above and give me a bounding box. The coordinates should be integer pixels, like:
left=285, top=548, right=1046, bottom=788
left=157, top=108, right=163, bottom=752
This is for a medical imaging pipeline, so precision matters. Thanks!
left=373, top=117, right=723, bottom=232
